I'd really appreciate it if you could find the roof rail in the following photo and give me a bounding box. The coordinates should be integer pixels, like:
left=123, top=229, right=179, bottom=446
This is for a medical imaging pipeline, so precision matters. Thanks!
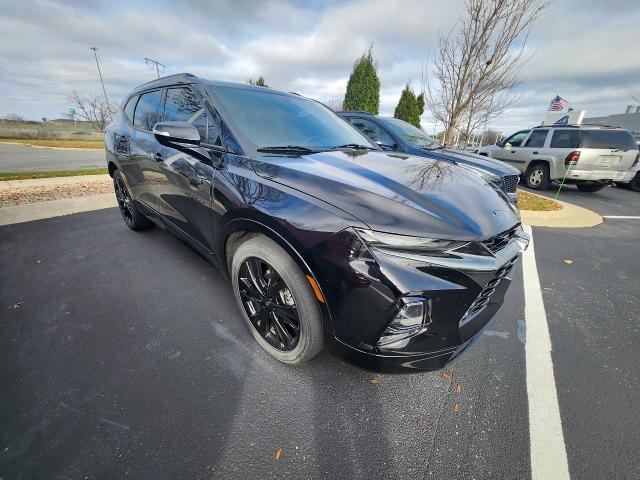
left=134, top=72, right=197, bottom=90
left=532, top=123, right=620, bottom=129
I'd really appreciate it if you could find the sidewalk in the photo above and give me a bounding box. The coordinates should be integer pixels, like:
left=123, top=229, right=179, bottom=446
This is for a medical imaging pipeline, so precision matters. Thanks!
left=0, top=174, right=110, bottom=191
left=0, top=194, right=116, bottom=225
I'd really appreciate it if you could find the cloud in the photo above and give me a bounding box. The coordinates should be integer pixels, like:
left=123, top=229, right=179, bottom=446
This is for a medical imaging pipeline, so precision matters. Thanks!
left=1, top=0, right=639, bottom=135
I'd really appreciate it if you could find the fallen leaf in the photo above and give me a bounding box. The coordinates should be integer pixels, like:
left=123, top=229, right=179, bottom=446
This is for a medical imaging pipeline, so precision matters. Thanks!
left=563, top=259, right=574, bottom=265
left=7, top=302, right=25, bottom=310
left=416, top=417, right=428, bottom=428
left=442, top=371, right=453, bottom=381
left=454, top=384, right=462, bottom=394
left=453, top=403, right=460, bottom=413
left=368, top=377, right=380, bottom=385
left=274, top=448, right=284, bottom=461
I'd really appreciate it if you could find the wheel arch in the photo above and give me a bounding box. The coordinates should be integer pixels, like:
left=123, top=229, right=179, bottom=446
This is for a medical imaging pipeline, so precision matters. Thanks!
left=220, top=217, right=335, bottom=335
left=108, top=160, right=118, bottom=177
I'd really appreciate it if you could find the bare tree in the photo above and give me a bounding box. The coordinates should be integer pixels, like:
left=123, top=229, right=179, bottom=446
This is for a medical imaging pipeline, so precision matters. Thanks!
left=424, top=0, right=549, bottom=145
left=66, top=91, right=117, bottom=131
left=324, top=97, right=345, bottom=112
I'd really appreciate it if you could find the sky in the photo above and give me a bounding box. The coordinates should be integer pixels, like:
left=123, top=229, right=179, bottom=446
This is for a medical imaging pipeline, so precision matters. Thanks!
left=1, top=0, right=639, bottom=134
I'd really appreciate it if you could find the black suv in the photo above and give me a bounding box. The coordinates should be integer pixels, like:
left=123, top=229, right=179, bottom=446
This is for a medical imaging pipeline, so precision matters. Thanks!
left=338, top=112, right=521, bottom=202
left=105, top=73, right=528, bottom=371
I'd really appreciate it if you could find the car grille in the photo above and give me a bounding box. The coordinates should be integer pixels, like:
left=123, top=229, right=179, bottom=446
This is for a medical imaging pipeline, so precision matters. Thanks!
left=502, top=175, right=519, bottom=193
left=461, top=255, right=518, bottom=320
left=482, top=226, right=519, bottom=254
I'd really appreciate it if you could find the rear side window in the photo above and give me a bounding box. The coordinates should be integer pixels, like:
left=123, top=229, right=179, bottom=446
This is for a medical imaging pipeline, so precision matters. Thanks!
left=550, top=130, right=580, bottom=148
left=524, top=129, right=548, bottom=148
left=123, top=95, right=137, bottom=123
left=581, top=130, right=637, bottom=150
left=133, top=90, right=163, bottom=131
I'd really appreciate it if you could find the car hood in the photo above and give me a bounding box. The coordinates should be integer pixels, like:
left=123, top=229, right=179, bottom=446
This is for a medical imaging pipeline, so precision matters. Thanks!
left=423, top=148, right=520, bottom=177
left=251, top=150, right=520, bottom=240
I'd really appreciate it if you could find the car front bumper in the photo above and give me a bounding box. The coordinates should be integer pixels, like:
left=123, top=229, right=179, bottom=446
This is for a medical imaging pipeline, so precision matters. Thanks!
left=566, top=169, right=635, bottom=182
left=308, top=226, right=529, bottom=371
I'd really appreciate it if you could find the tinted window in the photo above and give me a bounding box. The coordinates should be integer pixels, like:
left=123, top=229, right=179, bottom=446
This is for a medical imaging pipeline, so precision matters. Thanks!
left=350, top=118, right=395, bottom=147
left=524, top=129, right=548, bottom=148
left=382, top=117, right=440, bottom=150
left=124, top=95, right=137, bottom=123
left=133, top=90, right=163, bottom=130
left=504, top=131, right=529, bottom=147
left=550, top=130, right=580, bottom=148
left=581, top=130, right=637, bottom=150
left=208, top=86, right=373, bottom=151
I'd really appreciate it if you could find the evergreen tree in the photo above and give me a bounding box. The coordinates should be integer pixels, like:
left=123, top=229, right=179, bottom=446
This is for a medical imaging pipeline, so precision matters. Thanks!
left=248, top=76, right=269, bottom=87
left=394, top=84, right=422, bottom=128
left=343, top=46, right=380, bottom=114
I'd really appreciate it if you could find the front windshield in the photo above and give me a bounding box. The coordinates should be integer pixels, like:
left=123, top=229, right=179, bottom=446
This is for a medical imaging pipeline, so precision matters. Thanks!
left=208, top=86, right=375, bottom=153
left=382, top=117, right=441, bottom=150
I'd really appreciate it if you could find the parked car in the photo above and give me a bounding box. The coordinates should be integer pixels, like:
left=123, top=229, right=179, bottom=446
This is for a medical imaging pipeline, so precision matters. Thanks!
left=478, top=125, right=640, bottom=191
left=105, top=73, right=528, bottom=372
left=338, top=112, right=520, bottom=203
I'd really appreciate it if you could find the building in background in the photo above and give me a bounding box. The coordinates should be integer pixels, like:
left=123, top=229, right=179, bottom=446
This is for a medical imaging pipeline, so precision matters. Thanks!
left=584, top=106, right=640, bottom=142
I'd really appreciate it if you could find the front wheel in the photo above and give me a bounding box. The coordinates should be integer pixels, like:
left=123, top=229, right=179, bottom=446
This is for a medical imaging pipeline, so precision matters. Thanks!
left=576, top=182, right=606, bottom=193
left=231, top=235, right=323, bottom=365
left=525, top=163, right=550, bottom=190
left=113, top=170, right=153, bottom=230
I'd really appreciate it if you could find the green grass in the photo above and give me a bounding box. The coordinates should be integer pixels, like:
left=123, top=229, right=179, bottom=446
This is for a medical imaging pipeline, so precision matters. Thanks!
left=517, top=191, right=563, bottom=211
left=0, top=168, right=108, bottom=181
left=0, top=138, right=104, bottom=149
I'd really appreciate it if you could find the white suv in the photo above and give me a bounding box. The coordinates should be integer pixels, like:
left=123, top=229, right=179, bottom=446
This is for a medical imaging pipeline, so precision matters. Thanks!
left=478, top=126, right=639, bottom=191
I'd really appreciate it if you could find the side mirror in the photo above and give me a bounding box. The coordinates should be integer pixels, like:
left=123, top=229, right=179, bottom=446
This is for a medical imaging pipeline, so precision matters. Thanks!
left=153, top=121, right=200, bottom=146
left=503, top=142, right=512, bottom=149
left=375, top=140, right=397, bottom=151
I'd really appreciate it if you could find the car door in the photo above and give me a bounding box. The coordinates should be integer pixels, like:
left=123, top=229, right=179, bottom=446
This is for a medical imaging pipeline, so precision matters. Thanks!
left=126, top=89, right=165, bottom=212
left=492, top=130, right=529, bottom=170
left=517, top=128, right=549, bottom=165
left=155, top=86, right=222, bottom=251
left=348, top=117, right=399, bottom=150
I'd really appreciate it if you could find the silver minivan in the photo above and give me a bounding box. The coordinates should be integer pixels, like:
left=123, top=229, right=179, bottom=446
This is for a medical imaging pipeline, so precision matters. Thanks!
left=478, top=126, right=639, bottom=191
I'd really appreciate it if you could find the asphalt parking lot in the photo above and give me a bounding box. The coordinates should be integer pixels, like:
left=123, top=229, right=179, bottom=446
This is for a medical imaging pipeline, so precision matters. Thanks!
left=1, top=186, right=638, bottom=479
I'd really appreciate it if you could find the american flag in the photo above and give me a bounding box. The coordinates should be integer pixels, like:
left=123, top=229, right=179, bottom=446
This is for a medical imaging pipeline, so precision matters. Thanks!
left=549, top=95, right=569, bottom=111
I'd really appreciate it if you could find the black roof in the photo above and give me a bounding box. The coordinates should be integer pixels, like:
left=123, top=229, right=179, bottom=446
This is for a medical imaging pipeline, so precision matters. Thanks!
left=129, top=73, right=300, bottom=98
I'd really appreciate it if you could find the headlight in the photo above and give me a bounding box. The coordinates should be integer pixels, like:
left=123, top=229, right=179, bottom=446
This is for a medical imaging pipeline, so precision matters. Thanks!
left=355, top=228, right=467, bottom=253
left=463, top=165, right=500, bottom=185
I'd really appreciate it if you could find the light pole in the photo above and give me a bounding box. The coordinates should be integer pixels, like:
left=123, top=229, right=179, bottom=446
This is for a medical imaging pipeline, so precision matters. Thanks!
left=90, top=47, right=109, bottom=105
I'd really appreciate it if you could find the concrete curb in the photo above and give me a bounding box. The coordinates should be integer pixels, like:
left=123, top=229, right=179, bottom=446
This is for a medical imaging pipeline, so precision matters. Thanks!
left=519, top=191, right=603, bottom=228
left=0, top=141, right=103, bottom=151
left=0, top=193, right=116, bottom=225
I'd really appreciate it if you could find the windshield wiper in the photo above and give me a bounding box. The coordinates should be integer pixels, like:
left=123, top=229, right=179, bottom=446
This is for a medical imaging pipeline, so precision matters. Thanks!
left=257, top=145, right=318, bottom=154
left=330, top=143, right=376, bottom=150
left=424, top=145, right=444, bottom=151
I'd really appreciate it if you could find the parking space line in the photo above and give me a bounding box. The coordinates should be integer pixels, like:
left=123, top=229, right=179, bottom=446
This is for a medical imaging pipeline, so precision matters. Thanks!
left=602, top=216, right=640, bottom=219
left=522, top=224, right=570, bottom=480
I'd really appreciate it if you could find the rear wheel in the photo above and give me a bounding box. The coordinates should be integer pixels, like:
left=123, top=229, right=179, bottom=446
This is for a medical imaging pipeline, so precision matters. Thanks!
left=231, top=235, right=323, bottom=364
left=630, top=172, right=640, bottom=192
left=576, top=182, right=606, bottom=193
left=113, top=170, right=153, bottom=230
left=525, top=163, right=550, bottom=190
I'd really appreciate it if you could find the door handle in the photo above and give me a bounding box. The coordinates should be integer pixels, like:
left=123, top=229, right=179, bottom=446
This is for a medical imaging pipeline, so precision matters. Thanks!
left=510, top=150, right=516, bottom=153
left=532, top=151, right=539, bottom=154
left=153, top=152, right=163, bottom=162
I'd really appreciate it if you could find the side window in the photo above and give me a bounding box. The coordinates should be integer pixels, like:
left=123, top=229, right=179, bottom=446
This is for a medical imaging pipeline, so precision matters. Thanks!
left=550, top=130, right=580, bottom=149
left=350, top=118, right=394, bottom=146
left=123, top=95, right=137, bottom=124
left=524, top=129, right=549, bottom=148
left=133, top=90, right=163, bottom=131
left=504, top=131, right=529, bottom=147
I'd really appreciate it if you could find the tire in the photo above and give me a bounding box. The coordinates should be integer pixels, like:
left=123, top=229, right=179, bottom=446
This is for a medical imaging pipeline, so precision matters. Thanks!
left=231, top=235, right=323, bottom=364
left=113, top=170, right=153, bottom=230
left=630, top=172, right=640, bottom=192
left=525, top=163, right=551, bottom=190
left=576, top=182, right=606, bottom=193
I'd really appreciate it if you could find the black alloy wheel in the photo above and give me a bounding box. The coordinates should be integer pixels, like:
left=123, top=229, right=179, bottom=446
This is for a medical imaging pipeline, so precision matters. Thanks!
left=114, top=174, right=134, bottom=225
left=238, top=257, right=301, bottom=351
